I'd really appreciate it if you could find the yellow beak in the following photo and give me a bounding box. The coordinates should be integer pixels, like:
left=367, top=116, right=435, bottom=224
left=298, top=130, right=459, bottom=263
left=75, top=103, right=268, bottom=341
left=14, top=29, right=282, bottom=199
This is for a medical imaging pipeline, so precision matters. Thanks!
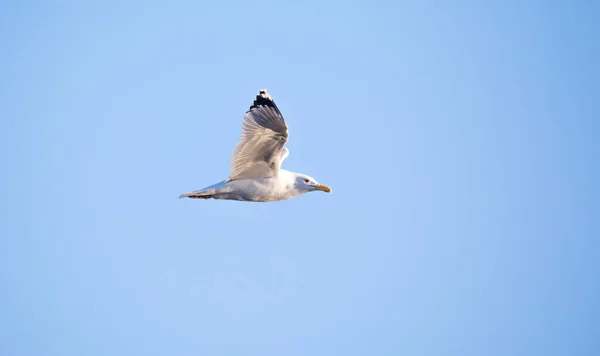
left=315, top=184, right=332, bottom=193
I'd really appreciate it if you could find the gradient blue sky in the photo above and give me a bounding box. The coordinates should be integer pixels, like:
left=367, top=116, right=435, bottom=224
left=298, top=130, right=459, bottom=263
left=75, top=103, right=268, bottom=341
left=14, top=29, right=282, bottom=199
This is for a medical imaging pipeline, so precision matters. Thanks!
left=1, top=1, right=599, bottom=355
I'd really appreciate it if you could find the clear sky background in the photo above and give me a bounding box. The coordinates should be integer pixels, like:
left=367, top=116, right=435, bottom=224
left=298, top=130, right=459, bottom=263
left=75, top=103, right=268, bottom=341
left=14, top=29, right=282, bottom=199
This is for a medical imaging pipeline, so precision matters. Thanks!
left=1, top=1, right=599, bottom=355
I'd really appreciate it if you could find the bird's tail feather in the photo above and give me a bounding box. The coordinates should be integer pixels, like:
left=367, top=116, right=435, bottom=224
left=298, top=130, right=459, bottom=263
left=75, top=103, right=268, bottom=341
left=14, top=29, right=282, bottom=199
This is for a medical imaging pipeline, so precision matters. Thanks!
left=179, top=181, right=228, bottom=200
left=179, top=191, right=213, bottom=199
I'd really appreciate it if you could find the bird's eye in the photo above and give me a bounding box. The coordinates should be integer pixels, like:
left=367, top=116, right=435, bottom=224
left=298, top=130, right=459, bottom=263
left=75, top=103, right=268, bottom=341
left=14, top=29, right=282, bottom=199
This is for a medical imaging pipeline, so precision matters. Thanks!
left=304, top=179, right=310, bottom=183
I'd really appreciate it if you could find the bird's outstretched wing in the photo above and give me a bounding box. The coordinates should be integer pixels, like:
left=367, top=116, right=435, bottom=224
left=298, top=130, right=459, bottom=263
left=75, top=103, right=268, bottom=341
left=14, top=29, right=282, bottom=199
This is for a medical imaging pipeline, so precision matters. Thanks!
left=228, top=89, right=289, bottom=181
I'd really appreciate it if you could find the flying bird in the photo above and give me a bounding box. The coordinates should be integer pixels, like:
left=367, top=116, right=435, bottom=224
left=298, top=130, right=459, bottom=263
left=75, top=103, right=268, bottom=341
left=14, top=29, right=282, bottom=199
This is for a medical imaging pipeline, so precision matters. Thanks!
left=179, top=89, right=331, bottom=202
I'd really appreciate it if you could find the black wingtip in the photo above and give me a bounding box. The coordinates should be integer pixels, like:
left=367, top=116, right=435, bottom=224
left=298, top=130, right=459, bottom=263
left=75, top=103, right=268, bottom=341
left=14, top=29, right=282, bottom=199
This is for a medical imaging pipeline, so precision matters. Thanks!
left=248, top=89, right=278, bottom=112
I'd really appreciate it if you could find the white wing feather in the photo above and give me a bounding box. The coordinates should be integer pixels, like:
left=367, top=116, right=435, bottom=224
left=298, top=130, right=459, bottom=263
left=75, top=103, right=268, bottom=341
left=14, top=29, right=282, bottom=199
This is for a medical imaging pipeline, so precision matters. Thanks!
left=228, top=90, right=289, bottom=181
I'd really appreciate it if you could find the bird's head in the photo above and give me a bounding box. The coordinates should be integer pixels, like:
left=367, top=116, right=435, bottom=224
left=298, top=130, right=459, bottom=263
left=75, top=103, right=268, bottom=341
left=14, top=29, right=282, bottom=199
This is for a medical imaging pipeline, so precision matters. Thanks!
left=293, top=173, right=331, bottom=194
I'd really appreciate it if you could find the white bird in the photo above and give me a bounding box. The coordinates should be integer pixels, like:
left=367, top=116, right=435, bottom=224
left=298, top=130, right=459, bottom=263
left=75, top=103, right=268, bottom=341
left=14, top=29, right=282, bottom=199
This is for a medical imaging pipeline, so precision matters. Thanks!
left=179, top=89, right=331, bottom=202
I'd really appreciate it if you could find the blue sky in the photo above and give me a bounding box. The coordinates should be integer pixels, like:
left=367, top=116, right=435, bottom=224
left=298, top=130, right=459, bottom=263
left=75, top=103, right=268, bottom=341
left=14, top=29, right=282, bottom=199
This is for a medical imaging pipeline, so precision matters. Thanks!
left=1, top=1, right=599, bottom=355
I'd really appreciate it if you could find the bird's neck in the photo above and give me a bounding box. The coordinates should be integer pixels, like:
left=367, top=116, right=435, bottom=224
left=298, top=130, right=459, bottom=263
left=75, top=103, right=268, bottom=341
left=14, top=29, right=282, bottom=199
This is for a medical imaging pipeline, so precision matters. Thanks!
left=278, top=169, right=296, bottom=184
left=278, top=170, right=301, bottom=192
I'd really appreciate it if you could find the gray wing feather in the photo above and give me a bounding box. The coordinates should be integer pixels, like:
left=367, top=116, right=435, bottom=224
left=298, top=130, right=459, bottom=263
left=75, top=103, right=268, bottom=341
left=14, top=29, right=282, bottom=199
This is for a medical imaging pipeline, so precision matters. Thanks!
left=228, top=90, right=288, bottom=181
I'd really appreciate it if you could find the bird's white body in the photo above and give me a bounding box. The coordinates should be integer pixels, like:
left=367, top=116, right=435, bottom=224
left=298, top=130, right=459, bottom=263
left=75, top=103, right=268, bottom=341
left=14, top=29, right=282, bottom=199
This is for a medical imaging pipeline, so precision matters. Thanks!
left=179, top=89, right=330, bottom=202
left=181, top=170, right=305, bottom=202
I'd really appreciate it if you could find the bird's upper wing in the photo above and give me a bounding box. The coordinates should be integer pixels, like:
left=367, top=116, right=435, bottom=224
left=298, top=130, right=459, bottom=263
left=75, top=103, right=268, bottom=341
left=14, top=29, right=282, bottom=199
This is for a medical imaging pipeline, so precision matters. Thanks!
left=228, top=89, right=289, bottom=181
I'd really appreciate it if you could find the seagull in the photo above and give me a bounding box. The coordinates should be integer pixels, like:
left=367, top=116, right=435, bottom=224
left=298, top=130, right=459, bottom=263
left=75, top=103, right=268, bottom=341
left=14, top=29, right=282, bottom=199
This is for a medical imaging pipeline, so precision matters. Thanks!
left=179, top=89, right=331, bottom=202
